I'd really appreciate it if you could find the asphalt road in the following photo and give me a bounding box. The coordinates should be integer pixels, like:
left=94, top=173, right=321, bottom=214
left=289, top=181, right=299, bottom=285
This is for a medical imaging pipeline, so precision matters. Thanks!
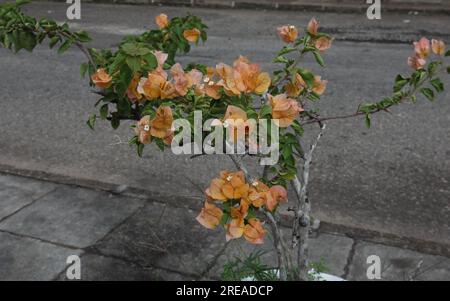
left=0, top=2, right=449, bottom=247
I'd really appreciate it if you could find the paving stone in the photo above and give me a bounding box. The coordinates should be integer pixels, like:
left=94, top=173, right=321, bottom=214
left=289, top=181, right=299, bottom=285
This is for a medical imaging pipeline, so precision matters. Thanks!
left=347, top=241, right=450, bottom=281
left=208, top=229, right=353, bottom=280
left=308, top=233, right=354, bottom=277
left=0, top=174, right=56, bottom=220
left=0, top=186, right=144, bottom=248
left=93, top=201, right=226, bottom=276
left=0, top=232, right=82, bottom=281
left=58, top=253, right=189, bottom=281
left=0, top=173, right=57, bottom=196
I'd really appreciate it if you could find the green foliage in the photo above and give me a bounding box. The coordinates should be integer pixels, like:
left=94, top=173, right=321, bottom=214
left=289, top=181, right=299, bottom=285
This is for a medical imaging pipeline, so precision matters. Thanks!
left=221, top=251, right=279, bottom=281
left=308, top=259, right=328, bottom=281
left=0, top=0, right=91, bottom=55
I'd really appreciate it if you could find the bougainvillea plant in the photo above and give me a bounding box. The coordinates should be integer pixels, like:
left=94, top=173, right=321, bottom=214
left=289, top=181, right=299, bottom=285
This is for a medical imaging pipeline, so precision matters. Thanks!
left=1, top=0, right=449, bottom=280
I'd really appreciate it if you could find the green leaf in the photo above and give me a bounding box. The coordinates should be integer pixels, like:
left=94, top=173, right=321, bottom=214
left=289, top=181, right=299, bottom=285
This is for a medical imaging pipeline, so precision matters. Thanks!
left=297, top=68, right=315, bottom=88
left=20, top=31, right=37, bottom=52
left=121, top=43, right=151, bottom=56
left=49, top=36, right=59, bottom=49
left=80, top=62, right=88, bottom=78
left=430, top=78, right=444, bottom=93
left=142, top=52, right=157, bottom=70
left=129, top=136, right=138, bottom=146
left=154, top=138, right=165, bottom=151
left=273, top=55, right=289, bottom=64
left=313, top=51, right=325, bottom=67
left=75, top=30, right=91, bottom=43
left=393, top=74, right=409, bottom=92
left=86, top=114, right=96, bottom=130
left=137, top=143, right=144, bottom=157
left=126, top=56, right=141, bottom=73
left=278, top=46, right=296, bottom=55
left=57, top=39, right=72, bottom=54
left=364, top=114, right=371, bottom=129
left=259, top=105, right=272, bottom=118
left=220, top=212, right=230, bottom=226
left=99, top=104, right=108, bottom=120
left=428, top=61, right=441, bottom=75
left=447, top=66, right=450, bottom=74
left=445, top=50, right=450, bottom=57
left=420, top=87, right=434, bottom=101
left=111, top=115, right=120, bottom=129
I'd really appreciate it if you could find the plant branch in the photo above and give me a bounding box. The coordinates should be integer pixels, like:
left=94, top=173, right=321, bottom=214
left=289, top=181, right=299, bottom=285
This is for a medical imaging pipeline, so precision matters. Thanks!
left=291, top=124, right=326, bottom=280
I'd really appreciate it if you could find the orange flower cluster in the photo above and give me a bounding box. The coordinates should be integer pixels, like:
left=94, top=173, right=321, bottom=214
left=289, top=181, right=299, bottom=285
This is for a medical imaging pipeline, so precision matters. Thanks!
left=307, top=18, right=332, bottom=52
left=135, top=106, right=174, bottom=145
left=214, top=56, right=271, bottom=96
left=408, top=37, right=446, bottom=70
left=130, top=52, right=204, bottom=102
left=268, top=94, right=304, bottom=127
left=277, top=18, right=332, bottom=52
left=91, top=68, right=112, bottom=89
left=155, top=13, right=200, bottom=43
left=283, top=73, right=327, bottom=99
left=93, top=54, right=272, bottom=105
left=197, top=170, right=288, bottom=244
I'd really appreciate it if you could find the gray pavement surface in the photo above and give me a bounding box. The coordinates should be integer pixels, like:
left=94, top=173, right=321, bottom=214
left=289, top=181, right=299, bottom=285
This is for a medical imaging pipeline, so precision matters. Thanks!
left=0, top=172, right=449, bottom=280
left=0, top=2, right=449, bottom=256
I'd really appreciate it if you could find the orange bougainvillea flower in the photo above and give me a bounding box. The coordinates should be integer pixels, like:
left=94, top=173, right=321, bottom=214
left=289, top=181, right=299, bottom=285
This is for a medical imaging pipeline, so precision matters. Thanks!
left=284, top=73, right=306, bottom=98
left=247, top=180, right=270, bottom=208
left=431, top=39, right=446, bottom=56
left=135, top=115, right=152, bottom=145
left=312, top=75, right=327, bottom=95
left=220, top=170, right=249, bottom=200
left=216, top=57, right=271, bottom=96
left=235, top=56, right=271, bottom=94
left=127, top=74, right=143, bottom=103
left=243, top=218, right=266, bottom=244
left=205, top=170, right=249, bottom=201
left=194, top=67, right=223, bottom=99
left=307, top=18, right=319, bottom=36
left=205, top=178, right=227, bottom=201
left=183, top=28, right=201, bottom=43
left=196, top=202, right=223, bottom=230
left=223, top=105, right=247, bottom=122
left=151, top=51, right=169, bottom=79
left=137, top=73, right=164, bottom=99
left=266, top=185, right=288, bottom=211
left=150, top=106, right=173, bottom=140
left=223, top=105, right=255, bottom=143
left=216, top=63, right=246, bottom=96
left=155, top=13, right=169, bottom=29
left=315, top=36, right=332, bottom=52
left=277, top=25, right=298, bottom=43
left=170, top=63, right=203, bottom=96
left=91, top=68, right=112, bottom=89
left=413, top=37, right=430, bottom=58
left=225, top=217, right=245, bottom=241
left=137, top=73, right=177, bottom=100
left=407, top=55, right=426, bottom=70
left=269, top=94, right=304, bottom=128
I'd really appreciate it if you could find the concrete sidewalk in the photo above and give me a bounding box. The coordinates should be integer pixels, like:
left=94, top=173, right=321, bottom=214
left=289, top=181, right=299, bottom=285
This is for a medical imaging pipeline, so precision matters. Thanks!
left=0, top=172, right=448, bottom=281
